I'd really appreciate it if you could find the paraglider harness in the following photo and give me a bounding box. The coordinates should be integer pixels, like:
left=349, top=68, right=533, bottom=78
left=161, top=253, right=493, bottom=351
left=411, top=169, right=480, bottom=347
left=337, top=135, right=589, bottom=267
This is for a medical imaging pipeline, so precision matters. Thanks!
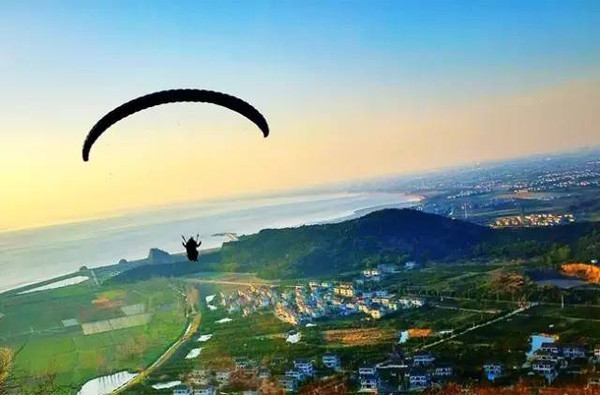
left=182, top=235, right=201, bottom=261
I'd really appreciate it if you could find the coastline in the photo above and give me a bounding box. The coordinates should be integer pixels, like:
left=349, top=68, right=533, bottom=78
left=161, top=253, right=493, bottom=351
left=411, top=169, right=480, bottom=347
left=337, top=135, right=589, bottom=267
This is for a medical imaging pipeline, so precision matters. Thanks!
left=0, top=194, right=421, bottom=295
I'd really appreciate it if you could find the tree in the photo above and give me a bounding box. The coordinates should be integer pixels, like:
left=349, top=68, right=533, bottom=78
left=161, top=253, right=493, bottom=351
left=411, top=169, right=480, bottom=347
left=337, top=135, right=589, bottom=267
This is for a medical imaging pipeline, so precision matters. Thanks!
left=0, top=348, right=13, bottom=395
left=490, top=271, right=531, bottom=299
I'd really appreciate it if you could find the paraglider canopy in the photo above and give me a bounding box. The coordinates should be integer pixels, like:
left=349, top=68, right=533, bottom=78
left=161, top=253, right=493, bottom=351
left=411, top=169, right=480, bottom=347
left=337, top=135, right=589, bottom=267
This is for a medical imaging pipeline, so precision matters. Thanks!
left=82, top=89, right=269, bottom=161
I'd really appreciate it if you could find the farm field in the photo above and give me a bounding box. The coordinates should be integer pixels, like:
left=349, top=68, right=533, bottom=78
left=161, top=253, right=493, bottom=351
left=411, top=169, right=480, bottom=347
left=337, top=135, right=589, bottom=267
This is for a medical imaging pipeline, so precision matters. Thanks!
left=0, top=278, right=188, bottom=392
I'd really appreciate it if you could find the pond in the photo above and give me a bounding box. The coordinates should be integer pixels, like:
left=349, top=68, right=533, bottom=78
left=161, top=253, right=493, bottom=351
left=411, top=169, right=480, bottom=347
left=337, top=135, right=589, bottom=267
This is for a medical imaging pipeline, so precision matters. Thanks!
left=528, top=269, right=587, bottom=289
left=152, top=381, right=182, bottom=390
left=286, top=332, right=301, bottom=343
left=78, top=371, right=137, bottom=395
left=185, top=348, right=202, bottom=359
left=198, top=334, right=213, bottom=342
left=527, top=334, right=557, bottom=358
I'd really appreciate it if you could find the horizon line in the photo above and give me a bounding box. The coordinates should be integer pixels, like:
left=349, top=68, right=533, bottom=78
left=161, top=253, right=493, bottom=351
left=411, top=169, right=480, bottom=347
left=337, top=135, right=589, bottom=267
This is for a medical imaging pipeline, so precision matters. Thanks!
left=2, top=145, right=598, bottom=234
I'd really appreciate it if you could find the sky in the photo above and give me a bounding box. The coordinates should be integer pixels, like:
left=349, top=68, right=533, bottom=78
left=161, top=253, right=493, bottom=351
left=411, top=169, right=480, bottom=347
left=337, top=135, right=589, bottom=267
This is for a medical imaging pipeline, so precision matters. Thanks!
left=1, top=1, right=599, bottom=231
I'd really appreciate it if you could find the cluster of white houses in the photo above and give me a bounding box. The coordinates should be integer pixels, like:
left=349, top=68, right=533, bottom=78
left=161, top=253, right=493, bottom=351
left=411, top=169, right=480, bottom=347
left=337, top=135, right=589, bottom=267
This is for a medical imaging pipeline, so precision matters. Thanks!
left=173, top=357, right=270, bottom=395
left=273, top=281, right=424, bottom=325
left=218, top=286, right=277, bottom=317
left=357, top=351, right=454, bottom=392
left=526, top=342, right=590, bottom=383
left=482, top=341, right=598, bottom=385
left=172, top=354, right=343, bottom=394
left=278, top=359, right=315, bottom=391
left=278, top=354, right=344, bottom=391
left=355, top=342, right=600, bottom=393
left=214, top=262, right=423, bottom=327
left=360, top=261, right=418, bottom=282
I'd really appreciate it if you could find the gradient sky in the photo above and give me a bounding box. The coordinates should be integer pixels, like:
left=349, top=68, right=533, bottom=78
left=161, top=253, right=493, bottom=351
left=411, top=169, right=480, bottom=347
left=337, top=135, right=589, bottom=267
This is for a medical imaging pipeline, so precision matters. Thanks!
left=1, top=1, right=599, bottom=231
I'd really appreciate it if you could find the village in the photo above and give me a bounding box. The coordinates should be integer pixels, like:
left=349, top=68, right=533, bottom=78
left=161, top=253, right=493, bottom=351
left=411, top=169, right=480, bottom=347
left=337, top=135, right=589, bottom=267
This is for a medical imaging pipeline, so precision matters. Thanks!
left=215, top=262, right=424, bottom=326
left=170, top=262, right=600, bottom=394
left=172, top=337, right=600, bottom=394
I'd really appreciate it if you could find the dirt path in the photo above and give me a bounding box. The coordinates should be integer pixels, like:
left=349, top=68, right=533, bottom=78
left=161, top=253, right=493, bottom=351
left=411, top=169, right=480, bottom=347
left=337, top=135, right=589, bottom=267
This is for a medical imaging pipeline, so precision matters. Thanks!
left=432, top=304, right=500, bottom=314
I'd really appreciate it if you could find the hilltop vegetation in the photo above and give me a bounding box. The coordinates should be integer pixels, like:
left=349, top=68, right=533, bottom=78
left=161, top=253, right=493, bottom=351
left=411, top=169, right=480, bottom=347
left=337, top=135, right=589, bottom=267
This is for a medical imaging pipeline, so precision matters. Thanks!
left=218, top=209, right=489, bottom=278
left=110, top=209, right=600, bottom=283
left=217, top=209, right=600, bottom=278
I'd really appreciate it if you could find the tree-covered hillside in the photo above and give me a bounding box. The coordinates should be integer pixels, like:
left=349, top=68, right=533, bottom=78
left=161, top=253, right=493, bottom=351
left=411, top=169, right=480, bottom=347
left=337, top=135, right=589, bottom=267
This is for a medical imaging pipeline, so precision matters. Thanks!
left=217, top=209, right=490, bottom=278
left=110, top=209, right=600, bottom=283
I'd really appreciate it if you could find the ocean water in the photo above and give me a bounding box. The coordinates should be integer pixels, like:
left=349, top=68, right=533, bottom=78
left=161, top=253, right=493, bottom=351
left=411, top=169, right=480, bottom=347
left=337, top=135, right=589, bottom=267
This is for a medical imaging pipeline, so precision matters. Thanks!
left=0, top=192, right=416, bottom=292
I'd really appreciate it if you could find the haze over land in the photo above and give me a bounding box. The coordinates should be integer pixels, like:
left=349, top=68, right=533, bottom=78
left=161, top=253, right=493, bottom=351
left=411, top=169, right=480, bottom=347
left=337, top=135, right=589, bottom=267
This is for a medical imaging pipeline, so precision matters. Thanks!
left=1, top=1, right=599, bottom=230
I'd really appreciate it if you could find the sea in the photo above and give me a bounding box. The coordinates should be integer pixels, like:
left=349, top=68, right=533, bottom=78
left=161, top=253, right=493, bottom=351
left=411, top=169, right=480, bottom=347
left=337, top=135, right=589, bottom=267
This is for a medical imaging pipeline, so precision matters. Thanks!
left=0, top=192, right=417, bottom=293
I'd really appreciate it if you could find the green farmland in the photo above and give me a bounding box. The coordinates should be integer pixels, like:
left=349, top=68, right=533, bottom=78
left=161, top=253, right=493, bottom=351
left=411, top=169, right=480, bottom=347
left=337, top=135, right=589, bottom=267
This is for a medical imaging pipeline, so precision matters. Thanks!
left=0, top=278, right=187, bottom=392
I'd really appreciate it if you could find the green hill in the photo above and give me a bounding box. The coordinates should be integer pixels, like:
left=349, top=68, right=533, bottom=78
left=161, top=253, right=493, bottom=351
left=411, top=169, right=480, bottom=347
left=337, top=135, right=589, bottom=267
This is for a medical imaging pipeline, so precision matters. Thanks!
left=218, top=209, right=491, bottom=278
left=109, top=209, right=600, bottom=283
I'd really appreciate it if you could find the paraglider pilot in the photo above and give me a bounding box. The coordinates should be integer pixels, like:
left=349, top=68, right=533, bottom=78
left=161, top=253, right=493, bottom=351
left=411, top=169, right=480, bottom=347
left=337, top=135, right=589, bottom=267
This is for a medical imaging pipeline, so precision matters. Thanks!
left=182, top=234, right=201, bottom=261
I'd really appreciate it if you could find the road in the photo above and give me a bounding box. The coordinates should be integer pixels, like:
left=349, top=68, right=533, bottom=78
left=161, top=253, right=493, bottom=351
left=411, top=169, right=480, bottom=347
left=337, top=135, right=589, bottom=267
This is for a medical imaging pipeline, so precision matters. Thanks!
left=113, top=285, right=200, bottom=393
left=408, top=293, right=600, bottom=309
left=113, top=313, right=200, bottom=393
left=416, top=302, right=538, bottom=351
left=432, top=304, right=500, bottom=314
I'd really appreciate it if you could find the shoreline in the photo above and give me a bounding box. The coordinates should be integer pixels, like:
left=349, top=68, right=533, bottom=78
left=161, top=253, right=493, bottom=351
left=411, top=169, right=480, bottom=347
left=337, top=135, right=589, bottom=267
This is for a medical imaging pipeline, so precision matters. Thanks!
left=0, top=197, right=421, bottom=296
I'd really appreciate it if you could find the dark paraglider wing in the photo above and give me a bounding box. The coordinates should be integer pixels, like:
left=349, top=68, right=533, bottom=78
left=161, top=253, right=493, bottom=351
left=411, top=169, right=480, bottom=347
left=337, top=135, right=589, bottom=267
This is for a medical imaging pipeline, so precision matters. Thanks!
left=82, top=89, right=269, bottom=161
